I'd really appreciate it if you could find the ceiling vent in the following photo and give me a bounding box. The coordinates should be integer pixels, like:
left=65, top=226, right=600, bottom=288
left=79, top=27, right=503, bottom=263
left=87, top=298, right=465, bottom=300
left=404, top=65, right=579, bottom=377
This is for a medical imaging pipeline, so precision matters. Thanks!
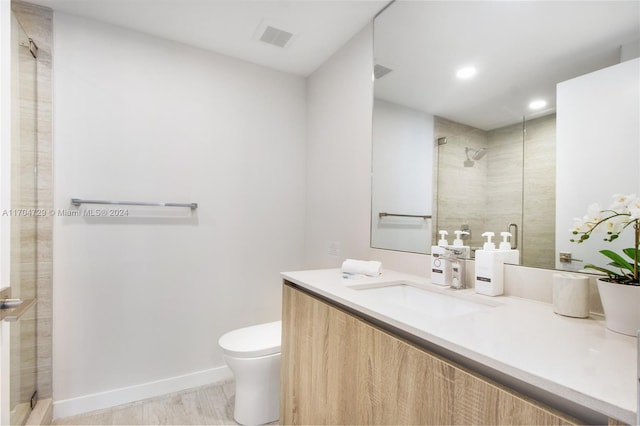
left=259, top=25, right=294, bottom=48
left=374, top=64, right=393, bottom=79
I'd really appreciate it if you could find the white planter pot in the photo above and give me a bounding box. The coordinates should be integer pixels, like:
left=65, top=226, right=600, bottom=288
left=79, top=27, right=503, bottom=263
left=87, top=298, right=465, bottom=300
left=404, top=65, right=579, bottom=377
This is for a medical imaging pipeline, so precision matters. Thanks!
left=597, top=278, right=640, bottom=336
left=552, top=273, right=589, bottom=318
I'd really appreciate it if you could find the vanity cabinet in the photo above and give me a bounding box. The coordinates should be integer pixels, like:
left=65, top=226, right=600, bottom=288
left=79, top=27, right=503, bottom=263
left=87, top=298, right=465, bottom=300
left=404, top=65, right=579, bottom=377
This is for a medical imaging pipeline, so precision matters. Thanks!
left=280, top=282, right=581, bottom=425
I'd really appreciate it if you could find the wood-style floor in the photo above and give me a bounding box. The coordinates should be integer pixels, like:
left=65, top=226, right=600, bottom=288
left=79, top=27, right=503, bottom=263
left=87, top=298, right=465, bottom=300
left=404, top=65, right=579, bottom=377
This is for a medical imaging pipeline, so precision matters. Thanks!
left=52, top=381, right=241, bottom=425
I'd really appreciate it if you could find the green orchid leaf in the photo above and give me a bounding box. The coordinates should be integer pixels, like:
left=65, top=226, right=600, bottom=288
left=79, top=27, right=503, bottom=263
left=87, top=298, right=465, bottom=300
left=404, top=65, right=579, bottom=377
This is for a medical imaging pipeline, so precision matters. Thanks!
left=599, top=249, right=634, bottom=272
left=584, top=264, right=623, bottom=279
left=623, top=247, right=639, bottom=262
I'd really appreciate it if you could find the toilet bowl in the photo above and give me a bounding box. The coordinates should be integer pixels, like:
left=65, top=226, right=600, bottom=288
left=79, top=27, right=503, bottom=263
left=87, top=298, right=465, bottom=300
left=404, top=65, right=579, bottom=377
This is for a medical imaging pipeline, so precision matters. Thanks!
left=218, top=320, right=281, bottom=425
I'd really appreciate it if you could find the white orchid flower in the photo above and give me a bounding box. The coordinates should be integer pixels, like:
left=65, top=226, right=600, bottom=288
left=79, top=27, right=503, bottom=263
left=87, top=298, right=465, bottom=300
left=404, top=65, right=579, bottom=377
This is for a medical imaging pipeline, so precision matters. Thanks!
left=628, top=198, right=640, bottom=220
left=586, top=202, right=603, bottom=222
left=610, top=193, right=637, bottom=211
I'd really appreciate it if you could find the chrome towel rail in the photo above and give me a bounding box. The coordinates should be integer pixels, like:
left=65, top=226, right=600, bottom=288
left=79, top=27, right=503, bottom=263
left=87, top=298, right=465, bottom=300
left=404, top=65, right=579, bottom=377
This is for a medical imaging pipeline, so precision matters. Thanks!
left=379, top=212, right=431, bottom=220
left=71, top=198, right=198, bottom=209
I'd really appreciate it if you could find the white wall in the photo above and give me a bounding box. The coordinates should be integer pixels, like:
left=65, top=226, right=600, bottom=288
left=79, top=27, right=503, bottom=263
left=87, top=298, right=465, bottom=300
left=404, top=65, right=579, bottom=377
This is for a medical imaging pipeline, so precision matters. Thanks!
left=555, top=58, right=640, bottom=270
left=52, top=13, right=306, bottom=417
left=304, top=23, right=433, bottom=278
left=304, top=24, right=374, bottom=268
left=371, top=99, right=433, bottom=254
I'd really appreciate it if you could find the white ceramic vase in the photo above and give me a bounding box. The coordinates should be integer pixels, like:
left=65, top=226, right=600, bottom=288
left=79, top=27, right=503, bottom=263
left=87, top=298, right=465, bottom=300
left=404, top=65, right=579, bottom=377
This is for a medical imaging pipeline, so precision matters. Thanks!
left=597, top=278, right=640, bottom=336
left=552, top=273, right=589, bottom=318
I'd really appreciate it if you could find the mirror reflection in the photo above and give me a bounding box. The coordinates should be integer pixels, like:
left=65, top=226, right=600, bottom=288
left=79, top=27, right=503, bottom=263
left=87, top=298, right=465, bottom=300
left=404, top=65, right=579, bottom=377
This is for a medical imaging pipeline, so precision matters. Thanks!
left=371, top=1, right=640, bottom=270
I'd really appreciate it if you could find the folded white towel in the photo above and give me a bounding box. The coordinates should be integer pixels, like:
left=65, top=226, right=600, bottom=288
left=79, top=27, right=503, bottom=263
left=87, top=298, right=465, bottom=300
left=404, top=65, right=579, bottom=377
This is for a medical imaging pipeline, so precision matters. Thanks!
left=341, top=259, right=382, bottom=277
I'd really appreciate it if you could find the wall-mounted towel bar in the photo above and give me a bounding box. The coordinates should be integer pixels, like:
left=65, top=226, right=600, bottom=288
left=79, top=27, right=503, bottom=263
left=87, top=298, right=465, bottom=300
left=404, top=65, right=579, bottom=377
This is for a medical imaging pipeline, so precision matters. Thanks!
left=71, top=198, right=198, bottom=209
left=379, top=212, right=431, bottom=220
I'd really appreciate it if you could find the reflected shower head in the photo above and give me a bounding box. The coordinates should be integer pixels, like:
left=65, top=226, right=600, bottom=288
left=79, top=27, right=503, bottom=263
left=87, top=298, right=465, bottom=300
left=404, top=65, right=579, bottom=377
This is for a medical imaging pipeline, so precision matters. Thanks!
left=464, top=147, right=487, bottom=167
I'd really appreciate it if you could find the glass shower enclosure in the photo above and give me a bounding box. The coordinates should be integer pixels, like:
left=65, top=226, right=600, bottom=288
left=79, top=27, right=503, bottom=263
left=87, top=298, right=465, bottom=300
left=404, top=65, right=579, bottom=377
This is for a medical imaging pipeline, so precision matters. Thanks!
left=6, top=12, right=39, bottom=425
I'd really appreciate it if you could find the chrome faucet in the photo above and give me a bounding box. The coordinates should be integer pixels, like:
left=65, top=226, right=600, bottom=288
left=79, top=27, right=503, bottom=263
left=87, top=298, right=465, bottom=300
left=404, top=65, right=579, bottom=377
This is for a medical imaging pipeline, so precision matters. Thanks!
left=441, top=247, right=466, bottom=289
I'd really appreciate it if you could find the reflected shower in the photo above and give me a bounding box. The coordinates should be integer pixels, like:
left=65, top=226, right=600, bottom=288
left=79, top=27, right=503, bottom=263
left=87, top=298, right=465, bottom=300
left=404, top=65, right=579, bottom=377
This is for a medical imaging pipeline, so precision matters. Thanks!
left=464, top=147, right=487, bottom=167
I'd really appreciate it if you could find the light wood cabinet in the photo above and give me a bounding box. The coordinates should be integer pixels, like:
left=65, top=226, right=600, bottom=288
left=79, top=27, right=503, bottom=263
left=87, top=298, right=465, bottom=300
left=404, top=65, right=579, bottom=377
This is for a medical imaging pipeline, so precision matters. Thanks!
left=281, top=282, right=583, bottom=425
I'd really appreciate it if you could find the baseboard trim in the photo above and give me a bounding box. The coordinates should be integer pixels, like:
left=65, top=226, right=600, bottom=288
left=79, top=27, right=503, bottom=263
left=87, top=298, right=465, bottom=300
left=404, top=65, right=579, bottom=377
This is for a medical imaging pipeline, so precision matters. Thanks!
left=52, top=365, right=232, bottom=420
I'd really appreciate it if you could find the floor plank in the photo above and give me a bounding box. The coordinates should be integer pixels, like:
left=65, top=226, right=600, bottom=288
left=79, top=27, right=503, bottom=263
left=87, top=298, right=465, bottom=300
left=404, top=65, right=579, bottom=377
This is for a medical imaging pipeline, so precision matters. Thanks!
left=53, top=381, right=240, bottom=425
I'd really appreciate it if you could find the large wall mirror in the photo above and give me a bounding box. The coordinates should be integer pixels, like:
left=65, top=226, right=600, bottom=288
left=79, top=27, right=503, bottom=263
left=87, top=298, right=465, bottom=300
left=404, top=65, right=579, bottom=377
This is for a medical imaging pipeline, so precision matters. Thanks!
left=371, top=1, right=640, bottom=271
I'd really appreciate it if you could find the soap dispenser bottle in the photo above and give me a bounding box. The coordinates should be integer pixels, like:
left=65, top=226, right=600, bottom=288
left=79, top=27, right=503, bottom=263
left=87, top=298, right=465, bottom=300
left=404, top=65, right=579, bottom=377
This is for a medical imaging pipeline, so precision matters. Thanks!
left=431, top=230, right=450, bottom=286
left=499, top=231, right=520, bottom=265
left=452, top=230, right=471, bottom=259
left=474, top=232, right=506, bottom=296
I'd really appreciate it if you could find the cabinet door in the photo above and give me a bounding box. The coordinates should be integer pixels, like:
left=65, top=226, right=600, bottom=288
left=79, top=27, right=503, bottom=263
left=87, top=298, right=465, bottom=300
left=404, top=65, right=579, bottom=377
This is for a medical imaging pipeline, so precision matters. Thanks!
left=281, top=283, right=580, bottom=425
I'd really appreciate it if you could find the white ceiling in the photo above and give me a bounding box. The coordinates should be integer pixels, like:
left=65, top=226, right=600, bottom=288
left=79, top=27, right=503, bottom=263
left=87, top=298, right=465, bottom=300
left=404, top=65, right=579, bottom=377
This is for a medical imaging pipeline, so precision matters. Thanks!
left=24, top=0, right=640, bottom=129
left=374, top=1, right=640, bottom=130
left=27, top=0, right=389, bottom=76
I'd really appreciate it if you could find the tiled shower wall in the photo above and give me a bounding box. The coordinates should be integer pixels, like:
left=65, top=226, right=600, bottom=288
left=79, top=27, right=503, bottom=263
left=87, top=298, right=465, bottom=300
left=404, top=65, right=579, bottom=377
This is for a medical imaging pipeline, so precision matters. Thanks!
left=522, top=114, right=556, bottom=269
left=485, top=120, right=524, bottom=250
left=486, top=114, right=556, bottom=268
left=10, top=10, right=39, bottom=412
left=434, top=117, right=488, bottom=248
left=11, top=0, right=53, bottom=400
left=434, top=114, right=556, bottom=268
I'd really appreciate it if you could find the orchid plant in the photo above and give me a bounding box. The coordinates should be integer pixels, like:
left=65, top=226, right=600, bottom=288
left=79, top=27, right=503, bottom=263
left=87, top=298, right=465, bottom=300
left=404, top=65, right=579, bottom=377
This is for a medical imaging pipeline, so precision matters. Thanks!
left=570, top=194, right=640, bottom=285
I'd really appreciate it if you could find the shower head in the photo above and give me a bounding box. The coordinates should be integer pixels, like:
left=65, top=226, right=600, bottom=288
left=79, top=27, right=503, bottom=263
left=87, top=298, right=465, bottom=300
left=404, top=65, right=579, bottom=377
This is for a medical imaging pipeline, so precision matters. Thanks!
left=472, top=148, right=487, bottom=160
left=467, top=147, right=487, bottom=160
left=464, top=147, right=487, bottom=167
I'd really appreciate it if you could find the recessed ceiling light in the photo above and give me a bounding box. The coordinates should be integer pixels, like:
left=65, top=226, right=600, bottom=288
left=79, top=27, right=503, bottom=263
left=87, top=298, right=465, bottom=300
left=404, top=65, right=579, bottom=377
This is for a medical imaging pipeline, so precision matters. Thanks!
left=529, top=99, right=547, bottom=110
left=456, top=66, right=477, bottom=80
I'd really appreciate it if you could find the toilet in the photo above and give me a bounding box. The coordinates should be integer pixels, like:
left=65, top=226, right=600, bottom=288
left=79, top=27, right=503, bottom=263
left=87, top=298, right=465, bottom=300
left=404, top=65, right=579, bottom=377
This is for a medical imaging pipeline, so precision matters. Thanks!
left=218, top=320, right=281, bottom=425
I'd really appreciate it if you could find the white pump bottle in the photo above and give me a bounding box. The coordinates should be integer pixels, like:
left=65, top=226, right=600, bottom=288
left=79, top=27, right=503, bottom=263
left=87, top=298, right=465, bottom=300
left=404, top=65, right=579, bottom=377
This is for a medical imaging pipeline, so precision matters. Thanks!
left=431, top=230, right=451, bottom=286
left=474, top=232, right=507, bottom=296
left=499, top=231, right=520, bottom=265
left=451, top=230, right=471, bottom=259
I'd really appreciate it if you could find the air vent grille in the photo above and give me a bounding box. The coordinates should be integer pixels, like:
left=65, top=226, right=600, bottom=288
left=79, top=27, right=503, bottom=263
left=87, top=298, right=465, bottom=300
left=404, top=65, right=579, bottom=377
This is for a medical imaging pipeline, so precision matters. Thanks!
left=374, top=64, right=393, bottom=79
left=259, top=25, right=294, bottom=48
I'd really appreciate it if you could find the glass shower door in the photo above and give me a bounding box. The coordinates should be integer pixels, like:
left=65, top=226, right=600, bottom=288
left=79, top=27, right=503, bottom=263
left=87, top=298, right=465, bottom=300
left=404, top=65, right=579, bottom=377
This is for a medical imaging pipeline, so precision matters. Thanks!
left=8, top=13, right=38, bottom=425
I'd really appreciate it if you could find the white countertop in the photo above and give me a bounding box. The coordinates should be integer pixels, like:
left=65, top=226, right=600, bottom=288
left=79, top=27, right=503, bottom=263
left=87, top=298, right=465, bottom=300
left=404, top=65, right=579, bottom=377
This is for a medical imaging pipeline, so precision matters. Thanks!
left=281, top=268, right=637, bottom=424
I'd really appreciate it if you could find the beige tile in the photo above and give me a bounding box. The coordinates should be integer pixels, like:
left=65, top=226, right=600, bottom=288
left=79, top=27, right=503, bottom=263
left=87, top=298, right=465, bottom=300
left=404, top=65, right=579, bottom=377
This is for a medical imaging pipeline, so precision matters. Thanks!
left=13, top=0, right=54, bottom=401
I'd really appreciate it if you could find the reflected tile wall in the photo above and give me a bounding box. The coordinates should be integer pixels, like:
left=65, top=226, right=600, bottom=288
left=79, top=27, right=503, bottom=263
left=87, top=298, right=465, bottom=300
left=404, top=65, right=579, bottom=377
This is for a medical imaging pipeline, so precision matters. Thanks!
left=434, top=117, right=488, bottom=248
left=435, top=113, right=555, bottom=267
left=522, top=114, right=556, bottom=269
left=485, top=121, right=524, bottom=254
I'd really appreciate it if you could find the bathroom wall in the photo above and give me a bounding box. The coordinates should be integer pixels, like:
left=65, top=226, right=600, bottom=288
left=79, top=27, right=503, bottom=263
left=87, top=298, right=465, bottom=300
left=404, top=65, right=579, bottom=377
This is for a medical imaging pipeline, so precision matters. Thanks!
left=555, top=58, right=640, bottom=270
left=304, top=24, right=374, bottom=268
left=52, top=12, right=306, bottom=417
left=304, top=23, right=432, bottom=277
left=371, top=99, right=433, bottom=254
left=304, top=23, right=436, bottom=275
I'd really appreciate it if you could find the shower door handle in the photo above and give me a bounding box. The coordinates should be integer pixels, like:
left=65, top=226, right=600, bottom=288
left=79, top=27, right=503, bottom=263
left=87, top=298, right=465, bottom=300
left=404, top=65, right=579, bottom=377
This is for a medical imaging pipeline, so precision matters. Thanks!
left=0, top=298, right=36, bottom=322
left=508, top=223, right=518, bottom=249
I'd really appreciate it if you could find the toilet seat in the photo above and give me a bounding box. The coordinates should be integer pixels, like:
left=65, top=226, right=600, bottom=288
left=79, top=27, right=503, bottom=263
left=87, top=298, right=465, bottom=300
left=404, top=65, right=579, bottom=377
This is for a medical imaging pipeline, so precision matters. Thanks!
left=218, top=320, right=281, bottom=358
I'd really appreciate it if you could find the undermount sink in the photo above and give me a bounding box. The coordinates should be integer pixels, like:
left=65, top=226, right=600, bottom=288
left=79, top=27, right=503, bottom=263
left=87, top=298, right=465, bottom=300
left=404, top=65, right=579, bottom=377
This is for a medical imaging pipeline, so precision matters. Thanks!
left=351, top=282, right=496, bottom=320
